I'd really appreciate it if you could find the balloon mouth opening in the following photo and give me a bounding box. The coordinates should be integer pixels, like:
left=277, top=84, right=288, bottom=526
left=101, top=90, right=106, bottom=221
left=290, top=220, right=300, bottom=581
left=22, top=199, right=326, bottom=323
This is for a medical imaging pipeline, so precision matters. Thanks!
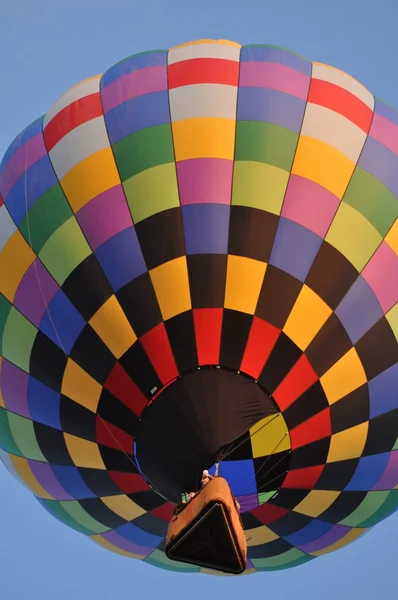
left=135, top=366, right=291, bottom=505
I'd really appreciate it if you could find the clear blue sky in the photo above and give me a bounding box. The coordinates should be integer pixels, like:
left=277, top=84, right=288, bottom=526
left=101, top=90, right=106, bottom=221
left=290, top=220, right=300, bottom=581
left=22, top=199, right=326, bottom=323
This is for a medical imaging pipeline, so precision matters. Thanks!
left=0, top=0, right=397, bottom=598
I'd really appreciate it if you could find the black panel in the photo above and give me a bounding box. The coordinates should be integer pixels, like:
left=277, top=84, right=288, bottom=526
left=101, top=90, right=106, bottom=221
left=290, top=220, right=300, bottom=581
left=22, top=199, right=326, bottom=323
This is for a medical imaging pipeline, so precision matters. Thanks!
left=267, top=511, right=312, bottom=536
left=79, top=468, right=123, bottom=497
left=256, top=266, right=302, bottom=329
left=306, top=314, right=353, bottom=377
left=129, top=490, right=166, bottom=511
left=254, top=452, right=291, bottom=492
left=99, top=445, right=136, bottom=473
left=314, top=459, right=359, bottom=491
left=268, top=489, right=308, bottom=511
left=283, top=381, right=329, bottom=430
left=363, top=409, right=398, bottom=456
left=259, top=332, right=302, bottom=394
left=134, top=208, right=185, bottom=270
left=319, top=491, right=367, bottom=523
left=33, top=423, right=74, bottom=466
left=79, top=498, right=127, bottom=529
left=60, top=396, right=97, bottom=442
left=70, top=325, right=115, bottom=384
left=306, top=242, right=359, bottom=309
left=187, top=254, right=227, bottom=308
left=98, top=389, right=140, bottom=437
left=119, top=341, right=162, bottom=397
left=248, top=537, right=292, bottom=559
left=30, top=332, right=67, bottom=391
left=164, top=310, right=198, bottom=374
left=289, top=438, right=330, bottom=470
left=228, top=206, right=278, bottom=262
left=132, top=513, right=168, bottom=537
left=62, top=254, right=113, bottom=320
left=330, top=385, right=370, bottom=434
left=356, top=317, right=398, bottom=381
left=222, top=432, right=252, bottom=462
left=220, top=310, right=253, bottom=370
left=240, top=510, right=263, bottom=530
left=116, top=272, right=162, bottom=337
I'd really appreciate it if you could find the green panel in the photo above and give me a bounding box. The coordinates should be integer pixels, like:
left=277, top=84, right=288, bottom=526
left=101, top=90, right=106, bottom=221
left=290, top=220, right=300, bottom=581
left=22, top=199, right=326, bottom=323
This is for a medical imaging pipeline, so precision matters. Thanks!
left=2, top=307, right=37, bottom=372
left=123, top=163, right=179, bottom=223
left=61, top=500, right=110, bottom=534
left=251, top=547, right=308, bottom=568
left=339, top=491, right=389, bottom=527
left=358, top=490, right=398, bottom=527
left=258, top=491, right=277, bottom=505
left=235, top=121, right=298, bottom=172
left=40, top=499, right=96, bottom=535
left=232, top=161, right=289, bottom=214
left=394, top=435, right=398, bottom=450
left=19, top=185, right=73, bottom=253
left=113, top=124, right=175, bottom=180
left=0, top=407, right=22, bottom=455
left=39, top=217, right=91, bottom=286
left=0, top=295, right=12, bottom=355
left=387, top=304, right=398, bottom=344
left=7, top=412, right=46, bottom=461
left=255, top=553, right=314, bottom=571
left=144, top=549, right=200, bottom=572
left=344, top=168, right=398, bottom=236
left=325, top=202, right=382, bottom=271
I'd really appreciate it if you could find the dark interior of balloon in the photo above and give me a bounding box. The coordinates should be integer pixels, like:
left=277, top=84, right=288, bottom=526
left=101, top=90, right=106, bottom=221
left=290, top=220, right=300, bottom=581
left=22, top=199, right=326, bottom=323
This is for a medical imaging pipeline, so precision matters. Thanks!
left=135, top=367, right=280, bottom=504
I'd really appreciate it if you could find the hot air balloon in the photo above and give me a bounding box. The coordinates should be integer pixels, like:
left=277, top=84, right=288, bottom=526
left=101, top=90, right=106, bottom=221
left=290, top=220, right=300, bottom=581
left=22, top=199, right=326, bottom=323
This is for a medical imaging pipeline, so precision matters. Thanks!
left=0, top=38, right=398, bottom=575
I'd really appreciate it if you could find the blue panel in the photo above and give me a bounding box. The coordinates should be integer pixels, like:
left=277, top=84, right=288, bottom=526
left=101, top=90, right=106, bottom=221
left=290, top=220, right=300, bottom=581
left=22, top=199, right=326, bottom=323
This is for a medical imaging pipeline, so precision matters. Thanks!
left=115, top=522, right=163, bottom=548
left=284, top=518, right=333, bottom=546
left=5, top=155, right=58, bottom=223
left=39, top=290, right=86, bottom=354
left=237, top=87, right=305, bottom=133
left=101, top=51, right=168, bottom=89
left=218, top=460, right=256, bottom=496
left=51, top=465, right=96, bottom=500
left=240, top=45, right=311, bottom=75
left=28, top=377, right=61, bottom=429
left=369, top=363, right=398, bottom=419
left=105, top=91, right=170, bottom=144
left=182, top=204, right=230, bottom=255
left=358, top=137, right=398, bottom=198
left=0, top=117, right=43, bottom=174
left=374, top=98, right=398, bottom=127
left=335, top=276, right=384, bottom=344
left=345, top=453, right=390, bottom=491
left=269, top=218, right=322, bottom=281
left=95, top=226, right=147, bottom=291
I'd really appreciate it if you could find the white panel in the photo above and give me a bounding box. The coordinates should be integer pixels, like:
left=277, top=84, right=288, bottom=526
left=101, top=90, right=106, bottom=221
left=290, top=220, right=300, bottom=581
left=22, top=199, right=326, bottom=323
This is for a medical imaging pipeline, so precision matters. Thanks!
left=168, top=42, right=241, bottom=64
left=301, top=103, right=367, bottom=162
left=169, top=84, right=238, bottom=121
left=48, top=117, right=110, bottom=180
left=44, top=76, right=101, bottom=126
left=0, top=206, right=17, bottom=252
left=312, top=63, right=374, bottom=109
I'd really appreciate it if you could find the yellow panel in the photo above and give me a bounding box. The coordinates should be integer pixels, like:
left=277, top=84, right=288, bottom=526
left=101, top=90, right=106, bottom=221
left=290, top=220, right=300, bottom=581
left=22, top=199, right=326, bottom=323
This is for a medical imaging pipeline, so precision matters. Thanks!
left=294, top=490, right=340, bottom=518
left=89, top=295, right=137, bottom=359
left=292, top=135, right=354, bottom=198
left=0, top=231, right=35, bottom=301
left=64, top=433, right=106, bottom=469
left=150, top=257, right=191, bottom=321
left=0, top=357, right=4, bottom=408
left=232, top=161, right=289, bottom=215
left=172, top=118, right=236, bottom=161
left=327, top=422, right=369, bottom=463
left=320, top=348, right=367, bottom=404
left=386, top=303, right=398, bottom=342
left=310, top=527, right=366, bottom=556
left=101, top=495, right=146, bottom=521
left=385, top=220, right=398, bottom=254
left=8, top=455, right=54, bottom=499
left=283, top=285, right=332, bottom=351
left=246, top=525, right=279, bottom=546
left=224, top=255, right=267, bottom=315
left=61, top=359, right=102, bottom=412
left=61, top=147, right=120, bottom=212
left=250, top=414, right=290, bottom=458
left=91, top=535, right=145, bottom=559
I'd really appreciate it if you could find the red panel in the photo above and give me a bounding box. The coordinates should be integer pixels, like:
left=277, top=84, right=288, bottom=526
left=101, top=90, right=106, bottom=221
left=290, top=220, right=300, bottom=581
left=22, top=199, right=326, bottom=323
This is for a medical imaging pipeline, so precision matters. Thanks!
left=193, top=308, right=223, bottom=365
left=308, top=79, right=373, bottom=133
left=251, top=502, right=289, bottom=525
left=168, top=58, right=239, bottom=89
left=273, top=354, right=318, bottom=412
left=140, top=323, right=179, bottom=384
left=240, top=317, right=280, bottom=379
left=43, top=93, right=103, bottom=151
left=290, top=407, right=332, bottom=449
left=95, top=416, right=134, bottom=454
left=0, top=193, right=3, bottom=207
left=150, top=503, right=175, bottom=522
left=282, top=465, right=324, bottom=489
left=109, top=471, right=150, bottom=494
left=105, top=362, right=148, bottom=416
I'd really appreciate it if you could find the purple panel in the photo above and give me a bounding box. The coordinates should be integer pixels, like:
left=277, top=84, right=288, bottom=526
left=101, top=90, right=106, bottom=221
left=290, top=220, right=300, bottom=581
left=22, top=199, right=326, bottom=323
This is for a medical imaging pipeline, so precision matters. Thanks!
left=269, top=218, right=322, bottom=282
left=335, top=276, right=384, bottom=344
left=1, top=360, right=30, bottom=418
left=102, top=530, right=153, bottom=556
left=77, top=185, right=132, bottom=250
left=239, top=62, right=310, bottom=100
left=182, top=204, right=230, bottom=255
left=0, top=133, right=46, bottom=200
left=177, top=158, right=233, bottom=206
left=345, top=454, right=390, bottom=491
left=101, top=65, right=168, bottom=112
left=282, top=175, right=340, bottom=238
left=362, top=242, right=398, bottom=314
left=372, top=451, right=398, bottom=490
left=369, top=363, right=398, bottom=419
left=14, top=260, right=59, bottom=327
left=358, top=137, right=398, bottom=198
left=0, top=117, right=43, bottom=174
left=370, top=113, right=398, bottom=156
left=298, top=524, right=351, bottom=553
left=237, top=87, right=305, bottom=132
left=28, top=460, right=73, bottom=500
left=236, top=494, right=259, bottom=513
left=374, top=98, right=398, bottom=128
left=39, top=290, right=86, bottom=354
left=240, top=46, right=312, bottom=76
